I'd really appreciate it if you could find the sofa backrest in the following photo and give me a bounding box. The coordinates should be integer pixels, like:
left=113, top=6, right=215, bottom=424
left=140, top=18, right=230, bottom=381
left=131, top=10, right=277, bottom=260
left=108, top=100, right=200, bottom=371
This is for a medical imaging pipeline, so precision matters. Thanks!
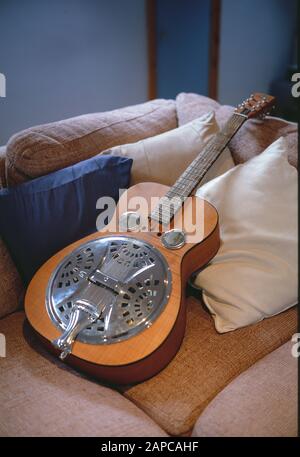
left=0, top=94, right=297, bottom=319
left=176, top=93, right=298, bottom=169
left=5, top=99, right=177, bottom=186
left=0, top=98, right=177, bottom=318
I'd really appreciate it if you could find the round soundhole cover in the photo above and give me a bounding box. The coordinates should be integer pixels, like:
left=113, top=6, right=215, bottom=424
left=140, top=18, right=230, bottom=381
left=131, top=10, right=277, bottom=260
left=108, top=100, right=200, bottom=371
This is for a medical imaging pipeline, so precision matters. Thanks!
left=46, top=236, right=172, bottom=345
left=119, top=211, right=141, bottom=231
left=161, top=229, right=186, bottom=250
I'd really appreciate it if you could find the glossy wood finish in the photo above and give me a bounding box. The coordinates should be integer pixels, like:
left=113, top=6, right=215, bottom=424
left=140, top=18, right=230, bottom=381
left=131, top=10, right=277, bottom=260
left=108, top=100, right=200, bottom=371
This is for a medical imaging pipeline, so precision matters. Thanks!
left=25, top=183, right=219, bottom=383
left=235, top=93, right=276, bottom=118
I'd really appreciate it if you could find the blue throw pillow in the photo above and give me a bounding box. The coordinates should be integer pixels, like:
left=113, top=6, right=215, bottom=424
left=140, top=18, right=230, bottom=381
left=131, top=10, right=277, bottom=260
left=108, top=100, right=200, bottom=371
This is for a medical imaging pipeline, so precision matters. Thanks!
left=0, top=154, right=132, bottom=283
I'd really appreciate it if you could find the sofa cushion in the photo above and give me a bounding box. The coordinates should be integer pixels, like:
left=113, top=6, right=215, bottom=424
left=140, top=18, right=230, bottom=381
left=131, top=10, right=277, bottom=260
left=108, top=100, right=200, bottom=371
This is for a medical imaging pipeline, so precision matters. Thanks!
left=195, top=137, right=298, bottom=332
left=0, top=238, right=23, bottom=319
left=192, top=341, right=297, bottom=437
left=0, top=155, right=132, bottom=283
left=176, top=93, right=298, bottom=169
left=6, top=99, right=177, bottom=186
left=122, top=297, right=296, bottom=436
left=102, top=111, right=234, bottom=186
left=0, top=312, right=168, bottom=437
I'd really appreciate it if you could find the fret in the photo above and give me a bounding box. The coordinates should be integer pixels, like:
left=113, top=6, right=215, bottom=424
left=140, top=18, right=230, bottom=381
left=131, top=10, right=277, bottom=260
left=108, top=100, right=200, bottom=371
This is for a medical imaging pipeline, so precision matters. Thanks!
left=167, top=189, right=186, bottom=198
left=150, top=112, right=246, bottom=224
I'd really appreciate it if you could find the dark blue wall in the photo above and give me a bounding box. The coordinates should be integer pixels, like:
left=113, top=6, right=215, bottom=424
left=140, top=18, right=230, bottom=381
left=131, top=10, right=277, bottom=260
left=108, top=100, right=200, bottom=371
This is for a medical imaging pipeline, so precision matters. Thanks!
left=0, top=0, right=148, bottom=144
left=0, top=0, right=297, bottom=144
left=156, top=0, right=211, bottom=99
left=156, top=0, right=297, bottom=106
left=218, top=0, right=297, bottom=105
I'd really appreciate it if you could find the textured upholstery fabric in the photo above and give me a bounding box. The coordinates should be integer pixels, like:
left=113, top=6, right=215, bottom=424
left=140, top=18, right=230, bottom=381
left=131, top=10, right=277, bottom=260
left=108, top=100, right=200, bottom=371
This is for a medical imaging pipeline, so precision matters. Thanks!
left=1, top=95, right=298, bottom=437
left=123, top=297, right=296, bottom=436
left=102, top=111, right=234, bottom=186
left=0, top=147, right=24, bottom=318
left=0, top=312, right=168, bottom=437
left=193, top=341, right=298, bottom=437
left=176, top=93, right=298, bottom=169
left=0, top=238, right=23, bottom=319
left=0, top=145, right=6, bottom=188
left=5, top=99, right=177, bottom=186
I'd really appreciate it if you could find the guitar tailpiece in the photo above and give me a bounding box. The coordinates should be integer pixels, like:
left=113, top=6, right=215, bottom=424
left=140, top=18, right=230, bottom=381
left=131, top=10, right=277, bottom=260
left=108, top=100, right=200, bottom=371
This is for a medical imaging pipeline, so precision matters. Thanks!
left=52, top=298, right=103, bottom=360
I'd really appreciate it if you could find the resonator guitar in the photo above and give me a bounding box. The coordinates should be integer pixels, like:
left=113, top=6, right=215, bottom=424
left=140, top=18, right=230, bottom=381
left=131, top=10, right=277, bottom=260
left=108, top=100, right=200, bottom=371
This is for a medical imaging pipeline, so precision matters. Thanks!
left=25, top=94, right=275, bottom=384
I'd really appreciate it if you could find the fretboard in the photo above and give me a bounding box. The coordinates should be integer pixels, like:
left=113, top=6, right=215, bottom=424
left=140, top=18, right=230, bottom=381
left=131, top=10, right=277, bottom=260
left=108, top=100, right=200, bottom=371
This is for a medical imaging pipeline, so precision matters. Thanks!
left=151, top=112, right=246, bottom=225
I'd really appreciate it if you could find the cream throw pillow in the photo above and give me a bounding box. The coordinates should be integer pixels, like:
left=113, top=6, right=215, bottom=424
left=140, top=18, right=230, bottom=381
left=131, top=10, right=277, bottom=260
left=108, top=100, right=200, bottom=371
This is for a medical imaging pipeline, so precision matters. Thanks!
left=102, top=111, right=234, bottom=186
left=195, top=137, right=298, bottom=333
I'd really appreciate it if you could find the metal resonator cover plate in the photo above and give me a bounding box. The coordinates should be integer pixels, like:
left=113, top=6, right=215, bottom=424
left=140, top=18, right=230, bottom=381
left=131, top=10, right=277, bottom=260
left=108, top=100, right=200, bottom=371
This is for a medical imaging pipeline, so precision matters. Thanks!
left=46, top=236, right=172, bottom=345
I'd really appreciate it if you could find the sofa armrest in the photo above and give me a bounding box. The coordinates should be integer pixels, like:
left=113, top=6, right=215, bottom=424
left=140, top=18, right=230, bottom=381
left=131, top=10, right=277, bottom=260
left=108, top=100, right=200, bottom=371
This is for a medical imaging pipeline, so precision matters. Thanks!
left=0, top=146, right=24, bottom=316
left=0, top=238, right=24, bottom=318
left=192, top=341, right=297, bottom=437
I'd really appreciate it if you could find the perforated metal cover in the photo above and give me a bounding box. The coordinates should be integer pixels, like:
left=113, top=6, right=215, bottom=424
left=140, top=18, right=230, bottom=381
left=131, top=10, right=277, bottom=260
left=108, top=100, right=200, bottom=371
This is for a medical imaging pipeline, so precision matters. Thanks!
left=46, top=236, right=172, bottom=345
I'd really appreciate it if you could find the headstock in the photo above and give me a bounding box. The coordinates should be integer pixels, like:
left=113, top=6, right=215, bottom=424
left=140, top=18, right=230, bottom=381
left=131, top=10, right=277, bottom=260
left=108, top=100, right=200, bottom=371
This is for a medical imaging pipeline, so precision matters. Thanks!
left=235, top=93, right=276, bottom=119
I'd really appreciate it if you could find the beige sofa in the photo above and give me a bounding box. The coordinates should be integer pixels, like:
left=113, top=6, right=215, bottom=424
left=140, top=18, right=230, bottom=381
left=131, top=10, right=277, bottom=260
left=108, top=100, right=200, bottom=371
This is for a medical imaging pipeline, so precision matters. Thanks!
left=0, top=94, right=298, bottom=437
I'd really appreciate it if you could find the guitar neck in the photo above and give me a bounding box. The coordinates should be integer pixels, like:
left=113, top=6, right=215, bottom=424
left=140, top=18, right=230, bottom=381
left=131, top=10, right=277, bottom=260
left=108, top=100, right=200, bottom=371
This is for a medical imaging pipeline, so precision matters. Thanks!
left=151, top=112, right=247, bottom=225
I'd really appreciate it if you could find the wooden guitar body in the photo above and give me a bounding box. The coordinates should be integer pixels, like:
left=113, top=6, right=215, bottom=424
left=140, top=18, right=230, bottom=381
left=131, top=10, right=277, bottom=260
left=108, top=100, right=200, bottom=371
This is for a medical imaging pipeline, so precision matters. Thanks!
left=25, top=182, right=220, bottom=384
left=25, top=93, right=275, bottom=384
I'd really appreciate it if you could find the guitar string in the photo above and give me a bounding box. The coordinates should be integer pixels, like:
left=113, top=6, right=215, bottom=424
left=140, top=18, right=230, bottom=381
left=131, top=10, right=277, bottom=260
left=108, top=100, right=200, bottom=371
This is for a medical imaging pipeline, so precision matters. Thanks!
left=169, top=115, right=243, bottom=188
left=152, top=115, right=243, bottom=220
left=164, top=115, right=244, bottom=190
left=150, top=113, right=246, bottom=223
left=151, top=140, right=242, bottom=221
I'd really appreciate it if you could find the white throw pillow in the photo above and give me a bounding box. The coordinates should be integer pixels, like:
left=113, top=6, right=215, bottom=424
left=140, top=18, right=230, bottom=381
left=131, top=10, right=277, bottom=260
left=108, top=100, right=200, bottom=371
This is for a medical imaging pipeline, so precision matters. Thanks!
left=102, top=111, right=234, bottom=186
left=195, top=137, right=298, bottom=333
